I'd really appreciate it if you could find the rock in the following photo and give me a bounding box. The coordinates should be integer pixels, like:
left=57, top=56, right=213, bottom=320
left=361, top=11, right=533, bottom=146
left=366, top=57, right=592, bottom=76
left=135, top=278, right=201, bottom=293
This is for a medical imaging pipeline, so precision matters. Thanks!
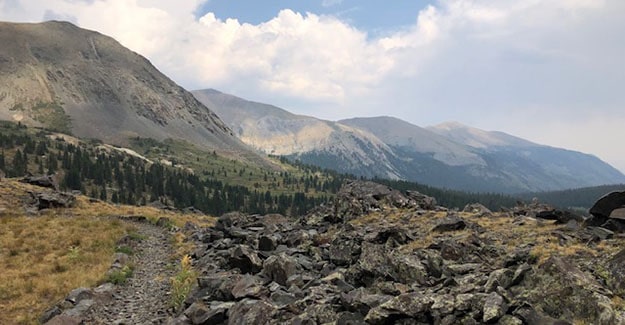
left=482, top=292, right=507, bottom=323
left=329, top=234, right=362, bottom=266
left=196, top=272, right=242, bottom=301
left=432, top=215, right=467, bottom=232
left=391, top=254, right=428, bottom=285
left=521, top=256, right=616, bottom=323
left=66, top=287, right=93, bottom=304
left=535, top=209, right=583, bottom=224
left=20, top=174, right=58, bottom=190
left=45, top=315, right=83, bottom=325
left=261, top=253, right=298, bottom=286
left=183, top=301, right=234, bottom=325
left=497, top=315, right=523, bottom=325
left=33, top=191, right=75, bottom=209
left=258, top=234, right=279, bottom=251
left=341, top=288, right=392, bottom=315
left=485, top=269, right=514, bottom=292
left=336, top=311, right=366, bottom=325
left=511, top=263, right=531, bottom=286
left=40, top=306, right=62, bottom=324
left=607, top=248, right=625, bottom=293
left=231, top=275, right=268, bottom=299
left=229, top=245, right=263, bottom=274
left=590, top=191, right=625, bottom=219
left=463, top=203, right=492, bottom=215
left=587, top=227, right=614, bottom=241
left=63, top=298, right=95, bottom=318
left=270, top=290, right=297, bottom=307
left=156, top=217, right=172, bottom=227
left=611, top=208, right=625, bottom=219
left=406, top=190, right=437, bottom=210
left=365, top=292, right=434, bottom=324
left=227, top=299, right=275, bottom=325
left=513, top=304, right=570, bottom=325
left=365, top=227, right=412, bottom=246
left=447, top=263, right=481, bottom=275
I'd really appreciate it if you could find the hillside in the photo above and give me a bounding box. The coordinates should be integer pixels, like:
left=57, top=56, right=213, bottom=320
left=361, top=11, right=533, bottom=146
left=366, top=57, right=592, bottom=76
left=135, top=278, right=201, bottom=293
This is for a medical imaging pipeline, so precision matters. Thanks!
left=193, top=89, right=401, bottom=179
left=193, top=89, right=625, bottom=193
left=0, top=21, right=262, bottom=163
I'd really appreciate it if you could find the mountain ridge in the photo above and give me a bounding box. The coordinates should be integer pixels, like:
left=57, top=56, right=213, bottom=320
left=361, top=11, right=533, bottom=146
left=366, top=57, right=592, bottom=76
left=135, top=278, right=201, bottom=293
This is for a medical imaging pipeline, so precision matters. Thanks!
left=0, top=21, right=263, bottom=163
left=193, top=88, right=625, bottom=193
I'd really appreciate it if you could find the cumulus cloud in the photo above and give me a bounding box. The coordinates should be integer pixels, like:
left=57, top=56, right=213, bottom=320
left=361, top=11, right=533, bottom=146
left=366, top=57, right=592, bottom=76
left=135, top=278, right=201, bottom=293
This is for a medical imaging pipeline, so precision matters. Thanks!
left=0, top=0, right=624, bottom=170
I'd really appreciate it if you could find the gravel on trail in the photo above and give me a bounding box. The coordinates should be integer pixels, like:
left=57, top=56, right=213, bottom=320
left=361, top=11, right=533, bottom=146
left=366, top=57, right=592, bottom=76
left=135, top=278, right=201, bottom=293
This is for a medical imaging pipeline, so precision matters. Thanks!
left=83, top=222, right=176, bottom=325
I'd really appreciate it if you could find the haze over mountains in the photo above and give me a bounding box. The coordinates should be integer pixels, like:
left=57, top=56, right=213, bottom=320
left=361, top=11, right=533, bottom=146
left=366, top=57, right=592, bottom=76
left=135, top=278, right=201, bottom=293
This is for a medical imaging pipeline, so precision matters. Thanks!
left=1, top=20, right=623, bottom=194
left=193, top=89, right=625, bottom=193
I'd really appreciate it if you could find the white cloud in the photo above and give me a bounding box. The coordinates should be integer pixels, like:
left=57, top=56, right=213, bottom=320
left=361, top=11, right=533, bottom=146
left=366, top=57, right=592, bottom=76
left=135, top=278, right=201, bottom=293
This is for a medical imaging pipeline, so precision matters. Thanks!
left=0, top=0, right=624, bottom=171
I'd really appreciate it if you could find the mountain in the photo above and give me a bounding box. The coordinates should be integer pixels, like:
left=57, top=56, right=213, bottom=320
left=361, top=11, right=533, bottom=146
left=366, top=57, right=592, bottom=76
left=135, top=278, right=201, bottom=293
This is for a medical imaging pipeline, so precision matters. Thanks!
left=0, top=21, right=257, bottom=160
left=192, top=89, right=401, bottom=179
left=193, top=89, right=625, bottom=193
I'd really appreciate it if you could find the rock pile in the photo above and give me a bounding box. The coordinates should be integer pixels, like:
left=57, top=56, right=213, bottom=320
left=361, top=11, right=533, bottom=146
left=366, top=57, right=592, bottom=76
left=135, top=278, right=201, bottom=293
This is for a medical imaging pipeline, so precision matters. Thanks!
left=172, top=181, right=625, bottom=324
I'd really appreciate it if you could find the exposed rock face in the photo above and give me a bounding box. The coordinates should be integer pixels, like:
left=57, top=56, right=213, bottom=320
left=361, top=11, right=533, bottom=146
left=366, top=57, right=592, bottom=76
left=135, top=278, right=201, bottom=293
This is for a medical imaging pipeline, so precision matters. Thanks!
left=173, top=182, right=625, bottom=324
left=0, top=21, right=265, bottom=163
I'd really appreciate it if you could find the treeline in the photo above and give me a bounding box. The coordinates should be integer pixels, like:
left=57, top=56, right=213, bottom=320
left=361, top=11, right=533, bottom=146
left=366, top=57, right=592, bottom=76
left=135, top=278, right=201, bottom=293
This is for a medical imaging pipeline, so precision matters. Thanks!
left=280, top=156, right=521, bottom=211
left=367, top=178, right=520, bottom=211
left=518, top=184, right=625, bottom=210
left=0, top=123, right=331, bottom=216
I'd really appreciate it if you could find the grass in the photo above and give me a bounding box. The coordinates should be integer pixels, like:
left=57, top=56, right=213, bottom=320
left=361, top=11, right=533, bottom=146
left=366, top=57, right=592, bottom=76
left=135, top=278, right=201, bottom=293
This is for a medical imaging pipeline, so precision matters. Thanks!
left=0, top=179, right=214, bottom=324
left=0, top=214, right=134, bottom=324
left=170, top=255, right=197, bottom=311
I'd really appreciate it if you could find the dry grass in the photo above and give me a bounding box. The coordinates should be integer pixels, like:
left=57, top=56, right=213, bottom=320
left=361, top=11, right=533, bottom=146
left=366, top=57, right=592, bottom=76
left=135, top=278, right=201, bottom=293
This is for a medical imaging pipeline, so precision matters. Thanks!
left=0, top=179, right=215, bottom=324
left=0, top=214, right=134, bottom=324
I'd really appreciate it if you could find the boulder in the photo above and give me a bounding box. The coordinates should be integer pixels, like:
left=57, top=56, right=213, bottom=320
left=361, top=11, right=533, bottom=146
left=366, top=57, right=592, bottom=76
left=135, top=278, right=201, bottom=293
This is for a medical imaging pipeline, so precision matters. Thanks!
left=261, top=253, right=298, bottom=286
left=227, top=299, right=275, bottom=325
left=463, top=203, right=492, bottom=215
left=20, top=174, right=58, bottom=190
left=231, top=275, right=268, bottom=299
left=482, top=292, right=507, bottom=323
left=184, top=301, right=234, bottom=325
left=33, top=191, right=76, bottom=209
left=406, top=190, right=437, bottom=210
left=365, top=292, right=434, bottom=324
left=228, top=245, right=263, bottom=274
left=432, top=215, right=467, bottom=232
left=341, top=288, right=392, bottom=315
left=590, top=191, right=625, bottom=219
left=535, top=209, right=583, bottom=224
left=258, top=234, right=279, bottom=251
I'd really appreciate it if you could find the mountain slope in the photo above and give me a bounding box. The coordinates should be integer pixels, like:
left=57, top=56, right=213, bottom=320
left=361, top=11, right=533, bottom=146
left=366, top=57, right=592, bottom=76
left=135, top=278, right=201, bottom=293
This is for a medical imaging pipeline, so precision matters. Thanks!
left=194, top=89, right=625, bottom=193
left=428, top=122, right=625, bottom=190
left=0, top=21, right=257, bottom=159
left=193, top=89, right=401, bottom=179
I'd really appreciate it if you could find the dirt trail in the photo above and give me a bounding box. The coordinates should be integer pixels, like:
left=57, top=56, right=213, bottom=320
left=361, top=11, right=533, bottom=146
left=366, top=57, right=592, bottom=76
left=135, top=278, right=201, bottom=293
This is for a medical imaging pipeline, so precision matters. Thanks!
left=83, top=222, right=175, bottom=324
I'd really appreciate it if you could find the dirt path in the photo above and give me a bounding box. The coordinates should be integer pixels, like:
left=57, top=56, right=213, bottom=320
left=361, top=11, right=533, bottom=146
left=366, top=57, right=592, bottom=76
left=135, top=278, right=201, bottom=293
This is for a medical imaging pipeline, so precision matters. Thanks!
left=83, top=222, right=176, bottom=324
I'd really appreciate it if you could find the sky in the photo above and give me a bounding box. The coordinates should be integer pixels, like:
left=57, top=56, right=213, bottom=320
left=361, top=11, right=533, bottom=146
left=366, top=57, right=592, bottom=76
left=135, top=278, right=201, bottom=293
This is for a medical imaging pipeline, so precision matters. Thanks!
left=1, top=0, right=624, bottom=173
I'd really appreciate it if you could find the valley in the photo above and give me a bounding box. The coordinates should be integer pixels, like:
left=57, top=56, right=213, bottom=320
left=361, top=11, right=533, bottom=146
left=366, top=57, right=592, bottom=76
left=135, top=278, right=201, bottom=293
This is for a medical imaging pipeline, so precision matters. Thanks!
left=1, top=19, right=624, bottom=325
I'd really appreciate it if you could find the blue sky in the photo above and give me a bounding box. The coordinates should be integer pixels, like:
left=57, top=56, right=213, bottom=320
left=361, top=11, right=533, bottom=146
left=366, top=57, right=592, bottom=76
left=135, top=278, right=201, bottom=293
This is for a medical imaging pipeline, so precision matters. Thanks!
left=1, top=0, right=625, bottom=173
left=197, top=0, right=432, bottom=33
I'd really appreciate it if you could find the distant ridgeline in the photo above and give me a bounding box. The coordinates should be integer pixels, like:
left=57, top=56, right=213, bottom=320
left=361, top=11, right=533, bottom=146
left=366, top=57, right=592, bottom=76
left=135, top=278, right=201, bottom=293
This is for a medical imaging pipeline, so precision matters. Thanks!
left=3, top=121, right=603, bottom=214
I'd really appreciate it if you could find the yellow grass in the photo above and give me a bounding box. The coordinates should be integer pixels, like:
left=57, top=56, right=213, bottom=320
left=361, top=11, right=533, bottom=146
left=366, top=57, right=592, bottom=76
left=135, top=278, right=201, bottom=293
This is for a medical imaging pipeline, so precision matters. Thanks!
left=0, top=179, right=215, bottom=324
left=0, top=214, right=134, bottom=324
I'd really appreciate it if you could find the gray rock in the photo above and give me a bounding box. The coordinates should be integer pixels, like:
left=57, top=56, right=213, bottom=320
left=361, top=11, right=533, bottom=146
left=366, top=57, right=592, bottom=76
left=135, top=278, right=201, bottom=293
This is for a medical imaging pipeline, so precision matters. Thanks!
left=497, top=315, right=523, bottom=325
left=258, top=234, right=279, bottom=251
left=262, top=253, right=298, bottom=286
left=229, top=245, right=263, bottom=274
left=432, top=215, right=467, bottom=232
left=341, top=288, right=392, bottom=315
left=365, top=292, right=434, bottom=324
left=21, top=175, right=59, bottom=190
left=40, top=306, right=62, bottom=324
left=391, top=254, right=428, bottom=285
left=227, top=299, right=276, bottom=325
left=482, top=292, right=507, bottom=323
left=463, top=203, right=492, bottom=215
left=485, top=268, right=514, bottom=292
left=231, top=275, right=268, bottom=299
left=590, top=191, right=625, bottom=220
left=45, top=315, right=83, bottom=325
